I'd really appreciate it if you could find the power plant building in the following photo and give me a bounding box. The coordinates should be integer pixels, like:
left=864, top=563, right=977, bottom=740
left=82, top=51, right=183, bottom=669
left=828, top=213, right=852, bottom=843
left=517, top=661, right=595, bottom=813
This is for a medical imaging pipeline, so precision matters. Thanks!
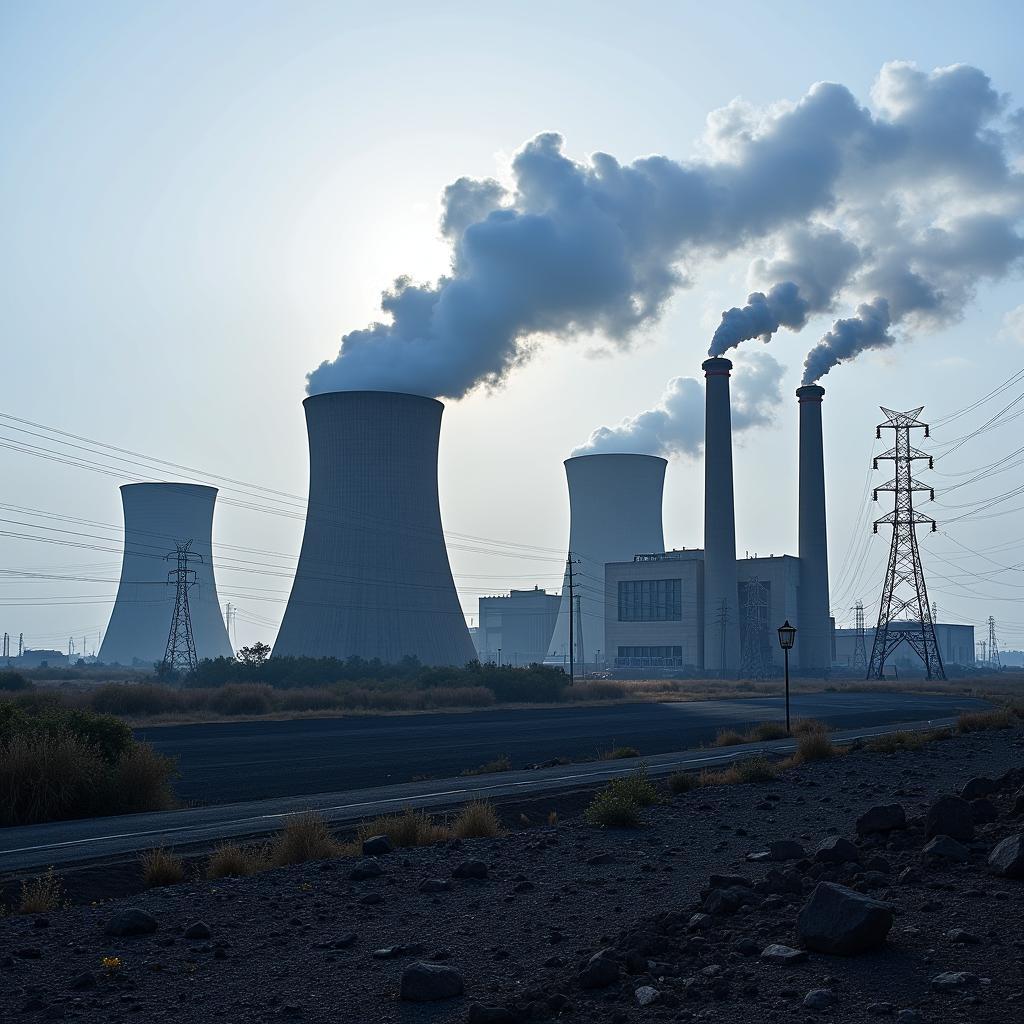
left=273, top=391, right=476, bottom=667
left=835, top=622, right=975, bottom=670
left=475, top=587, right=560, bottom=666
left=99, top=483, right=233, bottom=666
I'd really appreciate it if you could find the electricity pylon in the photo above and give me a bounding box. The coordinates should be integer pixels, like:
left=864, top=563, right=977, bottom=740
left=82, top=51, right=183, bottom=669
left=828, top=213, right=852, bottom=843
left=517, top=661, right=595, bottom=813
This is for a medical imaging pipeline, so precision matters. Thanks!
left=740, top=577, right=771, bottom=679
left=867, top=407, right=945, bottom=680
left=162, top=540, right=200, bottom=675
left=851, top=600, right=867, bottom=672
left=987, top=616, right=1001, bottom=669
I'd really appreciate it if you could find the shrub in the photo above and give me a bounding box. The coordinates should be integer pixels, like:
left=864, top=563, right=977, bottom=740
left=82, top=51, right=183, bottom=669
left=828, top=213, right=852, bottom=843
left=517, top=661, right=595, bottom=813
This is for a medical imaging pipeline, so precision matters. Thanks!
left=584, top=790, right=641, bottom=828
left=724, top=755, right=778, bottom=783
left=792, top=718, right=828, bottom=736
left=605, top=767, right=660, bottom=806
left=18, top=867, right=66, bottom=914
left=269, top=811, right=341, bottom=866
left=208, top=684, right=274, bottom=716
left=957, top=709, right=1015, bottom=733
left=462, top=755, right=512, bottom=776
left=668, top=770, right=698, bottom=794
left=792, top=730, right=835, bottom=762
left=355, top=807, right=449, bottom=849
left=452, top=800, right=502, bottom=839
left=89, top=683, right=184, bottom=717
left=602, top=745, right=640, bottom=760
left=103, top=743, right=177, bottom=814
left=206, top=842, right=267, bottom=879
left=140, top=847, right=184, bottom=887
left=748, top=722, right=789, bottom=741
left=0, top=670, right=31, bottom=692
left=714, top=729, right=747, bottom=747
left=865, top=730, right=925, bottom=753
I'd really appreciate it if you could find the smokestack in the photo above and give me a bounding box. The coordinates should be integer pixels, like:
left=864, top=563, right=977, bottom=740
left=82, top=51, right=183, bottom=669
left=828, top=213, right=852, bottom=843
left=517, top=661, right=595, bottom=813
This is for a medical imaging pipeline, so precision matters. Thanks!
left=99, top=483, right=233, bottom=666
left=702, top=357, right=740, bottom=674
left=552, top=454, right=667, bottom=668
left=274, top=391, right=476, bottom=667
left=796, top=384, right=831, bottom=670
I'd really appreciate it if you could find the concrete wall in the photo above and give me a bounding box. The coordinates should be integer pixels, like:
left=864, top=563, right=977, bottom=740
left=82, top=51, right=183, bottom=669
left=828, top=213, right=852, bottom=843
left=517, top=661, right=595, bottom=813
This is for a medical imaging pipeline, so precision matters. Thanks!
left=273, top=391, right=475, bottom=666
left=477, top=588, right=560, bottom=666
left=99, top=483, right=232, bottom=666
left=737, top=555, right=801, bottom=668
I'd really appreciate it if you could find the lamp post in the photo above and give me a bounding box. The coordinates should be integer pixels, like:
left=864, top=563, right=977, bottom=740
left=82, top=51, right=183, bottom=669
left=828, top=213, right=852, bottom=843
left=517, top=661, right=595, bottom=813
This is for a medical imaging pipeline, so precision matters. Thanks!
left=777, top=620, right=797, bottom=733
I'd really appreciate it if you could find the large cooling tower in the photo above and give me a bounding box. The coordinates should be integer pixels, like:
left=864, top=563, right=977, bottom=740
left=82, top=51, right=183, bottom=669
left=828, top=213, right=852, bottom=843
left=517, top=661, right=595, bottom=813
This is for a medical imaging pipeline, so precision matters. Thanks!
left=99, top=483, right=233, bottom=666
left=703, top=357, right=741, bottom=674
left=273, top=391, right=476, bottom=666
left=796, top=384, right=831, bottom=671
left=552, top=454, right=667, bottom=668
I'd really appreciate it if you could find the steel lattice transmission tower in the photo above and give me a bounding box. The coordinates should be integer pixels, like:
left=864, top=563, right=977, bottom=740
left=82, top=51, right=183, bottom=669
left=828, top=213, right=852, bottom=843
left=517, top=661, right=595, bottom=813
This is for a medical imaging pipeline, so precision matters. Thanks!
left=987, top=616, right=1001, bottom=668
left=162, top=540, right=201, bottom=675
left=852, top=600, right=868, bottom=672
left=867, top=407, right=945, bottom=680
left=740, top=577, right=772, bottom=679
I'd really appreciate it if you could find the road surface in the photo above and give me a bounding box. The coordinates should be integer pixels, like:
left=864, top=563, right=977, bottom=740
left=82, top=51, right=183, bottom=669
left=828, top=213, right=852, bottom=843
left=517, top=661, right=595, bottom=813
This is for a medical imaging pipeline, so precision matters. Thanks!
left=135, top=692, right=987, bottom=804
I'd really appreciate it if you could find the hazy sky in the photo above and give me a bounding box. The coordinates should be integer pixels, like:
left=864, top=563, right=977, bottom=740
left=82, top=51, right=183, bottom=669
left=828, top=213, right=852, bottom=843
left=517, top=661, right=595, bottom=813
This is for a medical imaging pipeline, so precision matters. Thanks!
left=2, top=1, right=1023, bottom=657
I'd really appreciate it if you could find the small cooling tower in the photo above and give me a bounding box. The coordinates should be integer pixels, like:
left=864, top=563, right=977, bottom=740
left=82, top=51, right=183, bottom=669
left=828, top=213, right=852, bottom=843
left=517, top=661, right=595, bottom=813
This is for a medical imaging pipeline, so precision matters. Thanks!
left=551, top=454, right=667, bottom=669
left=273, top=391, right=476, bottom=666
left=99, top=483, right=232, bottom=666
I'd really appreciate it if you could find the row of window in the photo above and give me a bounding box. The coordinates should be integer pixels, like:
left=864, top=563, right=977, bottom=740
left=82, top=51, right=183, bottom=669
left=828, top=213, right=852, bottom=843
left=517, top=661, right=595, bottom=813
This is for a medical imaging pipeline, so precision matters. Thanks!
left=617, top=578, right=682, bottom=621
left=616, top=645, right=683, bottom=659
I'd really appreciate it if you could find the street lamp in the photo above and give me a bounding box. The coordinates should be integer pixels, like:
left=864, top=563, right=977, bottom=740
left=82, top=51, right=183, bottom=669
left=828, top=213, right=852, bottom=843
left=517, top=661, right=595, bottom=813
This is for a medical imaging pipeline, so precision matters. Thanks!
left=777, top=620, right=796, bottom=733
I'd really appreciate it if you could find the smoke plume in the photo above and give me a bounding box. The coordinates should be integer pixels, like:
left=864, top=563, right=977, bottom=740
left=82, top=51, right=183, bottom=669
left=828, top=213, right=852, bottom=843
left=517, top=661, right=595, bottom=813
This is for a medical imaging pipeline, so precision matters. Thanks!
left=308, top=61, right=1024, bottom=399
left=572, top=351, right=784, bottom=458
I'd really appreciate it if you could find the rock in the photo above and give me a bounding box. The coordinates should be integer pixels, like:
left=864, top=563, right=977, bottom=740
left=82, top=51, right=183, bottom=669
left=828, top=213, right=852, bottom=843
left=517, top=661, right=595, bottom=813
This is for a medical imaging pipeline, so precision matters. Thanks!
left=361, top=835, right=393, bottom=856
left=814, top=837, right=860, bottom=864
left=770, top=840, right=806, bottom=861
left=970, top=798, right=998, bottom=824
left=897, top=866, right=922, bottom=885
left=687, top=913, right=713, bottom=931
left=418, top=878, right=451, bottom=894
left=897, top=1011, right=924, bottom=1024
left=15, top=947, right=42, bottom=959
left=856, top=804, right=907, bottom=835
left=373, top=943, right=425, bottom=959
left=359, top=893, right=383, bottom=905
left=703, top=885, right=758, bottom=915
left=468, top=1006, right=518, bottom=1024
left=746, top=851, right=772, bottom=862
left=797, top=882, right=894, bottom=955
left=931, top=971, right=980, bottom=991
left=760, top=944, right=808, bottom=963
left=349, top=859, right=383, bottom=881
left=399, top=961, right=464, bottom=1002
left=579, top=949, right=620, bottom=989
left=708, top=873, right=751, bottom=888
left=586, top=852, right=616, bottom=865
left=512, top=880, right=535, bottom=893
left=329, top=933, right=357, bottom=949
left=803, top=989, right=836, bottom=1010
left=635, top=985, right=660, bottom=1006
left=946, top=928, right=982, bottom=944
left=988, top=834, right=1024, bottom=878
left=960, top=777, right=997, bottom=800
left=922, top=835, right=969, bottom=864
left=103, top=909, right=158, bottom=937
left=867, top=1003, right=895, bottom=1016
left=925, top=795, right=974, bottom=841
left=452, top=860, right=488, bottom=880
left=69, top=972, right=97, bottom=991
left=184, top=921, right=211, bottom=940
left=734, top=937, right=760, bottom=956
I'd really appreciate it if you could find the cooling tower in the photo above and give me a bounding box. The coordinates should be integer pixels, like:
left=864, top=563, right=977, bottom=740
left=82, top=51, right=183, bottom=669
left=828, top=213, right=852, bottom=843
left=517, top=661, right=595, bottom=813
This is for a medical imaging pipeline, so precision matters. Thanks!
left=796, top=384, right=831, bottom=671
left=273, top=391, right=475, bottom=666
left=99, top=483, right=233, bottom=666
left=552, top=454, right=667, bottom=668
left=703, top=357, right=741, bottom=674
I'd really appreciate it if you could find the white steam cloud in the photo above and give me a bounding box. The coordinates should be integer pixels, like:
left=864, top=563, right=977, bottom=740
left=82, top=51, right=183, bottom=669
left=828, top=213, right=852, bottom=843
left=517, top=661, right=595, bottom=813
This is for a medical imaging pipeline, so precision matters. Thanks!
left=572, top=351, right=785, bottom=458
left=308, top=61, right=1024, bottom=400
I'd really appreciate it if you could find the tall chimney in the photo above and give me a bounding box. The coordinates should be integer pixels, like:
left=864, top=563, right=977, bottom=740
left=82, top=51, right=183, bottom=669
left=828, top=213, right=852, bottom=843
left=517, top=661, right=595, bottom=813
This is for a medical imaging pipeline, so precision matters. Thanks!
left=796, top=384, right=831, bottom=671
left=702, top=357, right=740, bottom=674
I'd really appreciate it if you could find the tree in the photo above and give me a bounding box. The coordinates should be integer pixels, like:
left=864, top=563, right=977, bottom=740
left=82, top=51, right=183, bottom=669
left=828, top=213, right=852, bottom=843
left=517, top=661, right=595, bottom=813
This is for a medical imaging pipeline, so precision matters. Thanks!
left=236, top=641, right=271, bottom=668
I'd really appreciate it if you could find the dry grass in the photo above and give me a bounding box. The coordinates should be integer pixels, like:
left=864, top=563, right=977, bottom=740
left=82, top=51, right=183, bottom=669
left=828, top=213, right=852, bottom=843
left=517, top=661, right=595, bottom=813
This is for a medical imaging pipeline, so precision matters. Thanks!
left=601, top=745, right=641, bottom=760
left=269, top=811, right=341, bottom=867
left=700, top=755, right=779, bottom=786
left=18, top=867, right=66, bottom=914
left=713, top=729, right=748, bottom=747
left=140, top=847, right=184, bottom=887
left=865, top=730, right=928, bottom=753
left=788, top=730, right=836, bottom=763
left=461, top=755, right=512, bottom=776
left=957, top=708, right=1016, bottom=733
left=206, top=841, right=268, bottom=879
left=547, top=810, right=558, bottom=826
left=605, top=767, right=660, bottom=806
left=713, top=721, right=792, bottom=747
left=667, top=770, right=699, bottom=794
left=792, top=718, right=829, bottom=736
left=354, top=807, right=449, bottom=850
left=452, top=799, right=502, bottom=839
left=584, top=789, right=642, bottom=828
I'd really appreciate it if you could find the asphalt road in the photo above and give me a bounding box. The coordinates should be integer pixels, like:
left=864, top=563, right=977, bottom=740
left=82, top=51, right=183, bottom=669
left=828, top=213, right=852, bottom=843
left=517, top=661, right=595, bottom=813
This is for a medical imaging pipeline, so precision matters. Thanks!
left=136, top=692, right=988, bottom=805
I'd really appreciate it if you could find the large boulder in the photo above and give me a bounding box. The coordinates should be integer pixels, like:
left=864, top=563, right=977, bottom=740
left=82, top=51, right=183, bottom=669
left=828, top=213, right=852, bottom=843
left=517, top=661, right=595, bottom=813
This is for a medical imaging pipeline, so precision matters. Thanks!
left=399, top=962, right=465, bottom=1002
left=349, top=859, right=384, bottom=881
left=103, top=909, right=157, bottom=937
left=814, top=836, right=860, bottom=864
left=856, top=805, right=907, bottom=836
left=361, top=835, right=393, bottom=856
left=579, top=949, right=620, bottom=989
left=960, top=777, right=997, bottom=800
left=925, top=795, right=974, bottom=841
left=769, top=840, right=806, bottom=861
left=988, top=834, right=1024, bottom=878
left=922, top=835, right=970, bottom=865
left=797, top=882, right=894, bottom=955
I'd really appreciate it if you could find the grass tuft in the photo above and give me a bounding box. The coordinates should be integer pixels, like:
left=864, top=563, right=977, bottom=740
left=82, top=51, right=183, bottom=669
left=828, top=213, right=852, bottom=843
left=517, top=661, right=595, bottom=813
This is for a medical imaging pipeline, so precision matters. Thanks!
left=206, top=841, right=268, bottom=879
left=601, top=745, right=641, bottom=760
left=18, top=867, right=66, bottom=914
left=452, top=799, right=502, bottom=839
left=667, top=770, right=698, bottom=794
left=605, top=767, right=660, bottom=806
left=584, top=789, right=641, bottom=828
left=140, top=847, right=185, bottom=887
left=957, top=708, right=1015, bottom=733
left=700, top=755, right=779, bottom=786
left=791, top=730, right=835, bottom=762
left=269, top=811, right=341, bottom=867
left=461, top=755, right=512, bottom=776
left=355, top=807, right=449, bottom=849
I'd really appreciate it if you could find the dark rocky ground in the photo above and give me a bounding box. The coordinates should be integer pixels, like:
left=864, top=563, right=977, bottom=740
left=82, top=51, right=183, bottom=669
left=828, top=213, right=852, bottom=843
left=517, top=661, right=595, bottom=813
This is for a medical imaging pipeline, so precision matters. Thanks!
left=2, top=726, right=1023, bottom=1023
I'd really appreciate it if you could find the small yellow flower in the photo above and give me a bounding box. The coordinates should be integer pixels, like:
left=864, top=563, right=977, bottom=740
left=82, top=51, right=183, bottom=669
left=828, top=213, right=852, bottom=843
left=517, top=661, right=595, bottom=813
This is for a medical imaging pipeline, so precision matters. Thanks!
left=101, top=956, right=121, bottom=972
left=300, top=883, right=312, bottom=892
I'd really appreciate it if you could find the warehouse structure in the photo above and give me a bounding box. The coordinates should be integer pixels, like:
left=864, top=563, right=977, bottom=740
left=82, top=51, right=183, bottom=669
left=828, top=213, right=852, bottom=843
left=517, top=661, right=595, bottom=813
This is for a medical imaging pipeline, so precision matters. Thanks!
left=474, top=587, right=560, bottom=666
left=835, top=622, right=975, bottom=670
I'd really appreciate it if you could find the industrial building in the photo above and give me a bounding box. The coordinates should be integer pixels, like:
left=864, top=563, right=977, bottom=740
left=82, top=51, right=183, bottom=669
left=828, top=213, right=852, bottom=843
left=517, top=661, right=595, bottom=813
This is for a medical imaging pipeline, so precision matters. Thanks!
left=99, top=483, right=233, bottom=666
left=274, top=391, right=476, bottom=666
left=474, top=587, right=560, bottom=666
left=835, top=622, right=976, bottom=671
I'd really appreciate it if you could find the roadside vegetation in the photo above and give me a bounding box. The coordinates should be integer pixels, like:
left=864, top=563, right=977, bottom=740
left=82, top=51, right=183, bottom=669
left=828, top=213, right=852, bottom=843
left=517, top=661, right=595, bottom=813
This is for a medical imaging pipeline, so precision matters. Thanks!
left=0, top=699, right=177, bottom=826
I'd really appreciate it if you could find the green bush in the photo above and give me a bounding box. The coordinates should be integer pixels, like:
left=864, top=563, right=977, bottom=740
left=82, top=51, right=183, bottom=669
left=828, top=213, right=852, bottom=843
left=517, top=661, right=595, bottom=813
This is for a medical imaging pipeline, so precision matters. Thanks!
left=667, top=771, right=698, bottom=794
left=207, top=684, right=274, bottom=716
left=0, top=670, right=31, bottom=692
left=584, top=790, right=641, bottom=828
left=605, top=767, right=660, bottom=806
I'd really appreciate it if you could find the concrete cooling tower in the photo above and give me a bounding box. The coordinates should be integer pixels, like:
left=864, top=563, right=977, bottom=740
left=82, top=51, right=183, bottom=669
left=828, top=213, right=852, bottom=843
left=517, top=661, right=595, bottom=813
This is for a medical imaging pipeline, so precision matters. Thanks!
left=551, top=454, right=667, bottom=668
left=99, top=483, right=233, bottom=666
left=273, top=391, right=476, bottom=666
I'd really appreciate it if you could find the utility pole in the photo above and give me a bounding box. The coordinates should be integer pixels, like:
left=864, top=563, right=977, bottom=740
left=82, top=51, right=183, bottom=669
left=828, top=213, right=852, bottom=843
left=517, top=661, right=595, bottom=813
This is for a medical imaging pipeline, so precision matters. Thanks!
left=574, top=593, right=585, bottom=678
left=851, top=600, right=868, bottom=672
left=565, top=552, right=579, bottom=684
left=987, top=616, right=1001, bottom=669
left=162, top=540, right=200, bottom=675
left=867, top=406, right=945, bottom=680
left=18, top=633, right=23, bottom=657
left=718, top=599, right=729, bottom=680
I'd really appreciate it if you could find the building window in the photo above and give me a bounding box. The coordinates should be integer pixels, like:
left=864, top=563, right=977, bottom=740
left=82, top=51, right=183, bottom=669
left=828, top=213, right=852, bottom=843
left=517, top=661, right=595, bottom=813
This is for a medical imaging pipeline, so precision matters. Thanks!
left=617, top=579, right=682, bottom=621
left=616, top=646, right=683, bottom=659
